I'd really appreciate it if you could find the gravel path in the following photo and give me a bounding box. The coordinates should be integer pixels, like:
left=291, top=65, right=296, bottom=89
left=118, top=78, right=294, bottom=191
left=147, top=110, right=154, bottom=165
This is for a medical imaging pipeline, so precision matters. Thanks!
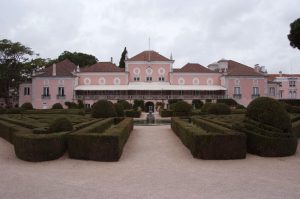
left=0, top=125, right=300, bottom=199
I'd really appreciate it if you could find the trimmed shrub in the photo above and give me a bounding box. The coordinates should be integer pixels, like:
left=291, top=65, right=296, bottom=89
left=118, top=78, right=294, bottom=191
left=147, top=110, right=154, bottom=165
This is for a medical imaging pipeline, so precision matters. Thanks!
left=216, top=99, right=238, bottom=107
left=159, top=109, right=173, bottom=117
left=201, top=103, right=212, bottom=114
left=207, top=103, right=231, bottom=115
left=236, top=104, right=245, bottom=109
left=49, top=117, right=73, bottom=133
left=124, top=109, right=141, bottom=118
left=278, top=99, right=300, bottom=106
left=114, top=103, right=125, bottom=117
left=205, top=99, right=212, bottom=103
left=156, top=102, right=165, bottom=110
left=0, top=107, right=6, bottom=114
left=65, top=101, right=78, bottom=109
left=117, top=100, right=132, bottom=110
left=14, top=131, right=69, bottom=162
left=77, top=100, right=84, bottom=109
left=246, top=97, right=291, bottom=132
left=21, top=102, right=33, bottom=110
left=24, top=109, right=84, bottom=115
left=6, top=108, right=22, bottom=114
left=91, top=100, right=116, bottom=118
left=192, top=99, right=203, bottom=109
left=133, top=100, right=144, bottom=111
left=172, top=101, right=192, bottom=116
left=52, top=103, right=63, bottom=109
left=171, top=117, right=246, bottom=159
left=68, top=118, right=133, bottom=161
left=233, top=119, right=297, bottom=157
left=168, top=99, right=182, bottom=105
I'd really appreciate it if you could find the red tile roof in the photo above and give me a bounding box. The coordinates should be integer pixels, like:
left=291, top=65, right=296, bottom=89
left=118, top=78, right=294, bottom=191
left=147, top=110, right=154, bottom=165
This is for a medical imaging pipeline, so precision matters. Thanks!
left=81, top=62, right=125, bottom=72
left=127, top=50, right=171, bottom=62
left=35, top=59, right=76, bottom=77
left=226, top=60, right=264, bottom=76
left=267, top=74, right=300, bottom=81
left=174, top=63, right=216, bottom=73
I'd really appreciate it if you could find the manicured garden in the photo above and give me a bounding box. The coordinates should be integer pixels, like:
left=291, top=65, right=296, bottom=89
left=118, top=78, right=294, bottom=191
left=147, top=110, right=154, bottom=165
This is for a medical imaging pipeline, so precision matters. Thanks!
left=0, top=100, right=134, bottom=162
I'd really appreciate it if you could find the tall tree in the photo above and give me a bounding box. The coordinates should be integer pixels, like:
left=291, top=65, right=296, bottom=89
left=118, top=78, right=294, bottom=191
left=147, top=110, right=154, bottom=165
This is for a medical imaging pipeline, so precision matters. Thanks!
left=57, top=51, right=98, bottom=67
left=0, top=39, right=34, bottom=106
left=119, top=47, right=127, bottom=68
left=288, top=18, right=300, bottom=50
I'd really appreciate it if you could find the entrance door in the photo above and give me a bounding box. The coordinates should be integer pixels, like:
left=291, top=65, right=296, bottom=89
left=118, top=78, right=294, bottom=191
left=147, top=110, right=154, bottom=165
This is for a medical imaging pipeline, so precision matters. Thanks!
left=145, top=101, right=154, bottom=113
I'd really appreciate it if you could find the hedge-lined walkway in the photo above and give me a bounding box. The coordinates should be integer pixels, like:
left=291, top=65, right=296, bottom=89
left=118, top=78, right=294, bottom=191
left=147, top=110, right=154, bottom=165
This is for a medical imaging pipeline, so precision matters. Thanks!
left=0, top=126, right=300, bottom=198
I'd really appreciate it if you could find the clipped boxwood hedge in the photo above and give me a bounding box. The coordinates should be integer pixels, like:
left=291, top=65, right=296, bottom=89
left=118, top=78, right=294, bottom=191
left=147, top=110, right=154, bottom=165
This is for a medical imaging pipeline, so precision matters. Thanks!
left=124, top=109, right=141, bottom=118
left=14, top=131, right=69, bottom=162
left=171, top=117, right=246, bottom=160
left=68, top=118, right=133, bottom=161
left=23, top=109, right=85, bottom=115
left=233, top=118, right=298, bottom=157
left=159, top=109, right=173, bottom=117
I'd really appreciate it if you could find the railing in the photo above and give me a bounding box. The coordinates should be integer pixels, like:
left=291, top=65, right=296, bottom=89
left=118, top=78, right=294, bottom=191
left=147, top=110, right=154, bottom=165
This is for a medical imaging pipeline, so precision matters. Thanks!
left=233, top=94, right=242, bottom=99
left=57, top=95, right=66, bottom=100
left=251, top=94, right=260, bottom=99
left=41, top=95, right=51, bottom=100
left=76, top=95, right=228, bottom=100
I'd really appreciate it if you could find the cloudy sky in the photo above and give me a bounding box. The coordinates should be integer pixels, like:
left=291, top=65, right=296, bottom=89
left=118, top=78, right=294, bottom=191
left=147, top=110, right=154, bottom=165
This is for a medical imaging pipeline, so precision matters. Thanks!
left=1, top=0, right=299, bottom=73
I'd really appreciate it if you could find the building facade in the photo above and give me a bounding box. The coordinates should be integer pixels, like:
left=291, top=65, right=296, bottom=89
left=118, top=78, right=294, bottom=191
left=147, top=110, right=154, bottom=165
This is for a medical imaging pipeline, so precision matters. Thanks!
left=19, top=50, right=300, bottom=109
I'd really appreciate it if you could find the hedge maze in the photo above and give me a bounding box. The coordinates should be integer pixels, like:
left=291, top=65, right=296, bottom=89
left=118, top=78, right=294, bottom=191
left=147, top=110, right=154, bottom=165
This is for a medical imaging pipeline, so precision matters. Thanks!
left=0, top=113, right=133, bottom=162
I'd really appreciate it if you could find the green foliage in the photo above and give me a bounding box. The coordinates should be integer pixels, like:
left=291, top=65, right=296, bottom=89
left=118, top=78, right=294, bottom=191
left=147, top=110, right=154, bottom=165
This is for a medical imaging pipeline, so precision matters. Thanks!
left=91, top=100, right=116, bottom=118
left=0, top=39, right=35, bottom=106
left=57, top=51, right=98, bottom=67
left=192, top=99, right=203, bottom=109
left=205, top=99, right=212, bottom=103
left=52, top=103, right=63, bottom=109
left=5, top=108, right=23, bottom=114
left=117, top=100, right=132, bottom=110
left=236, top=104, right=245, bottom=109
left=118, top=47, right=127, bottom=68
left=68, top=118, right=133, bottom=161
left=133, top=99, right=144, bottom=111
left=155, top=101, right=165, bottom=110
left=201, top=103, right=211, bottom=114
left=21, top=102, right=33, bottom=110
left=288, top=18, right=300, bottom=50
left=77, top=100, right=84, bottom=109
left=171, top=117, right=246, bottom=159
left=114, top=103, right=124, bottom=117
left=278, top=99, right=300, bottom=106
left=124, top=109, right=141, bottom=118
left=159, top=109, right=173, bottom=117
left=216, top=99, right=238, bottom=107
left=207, top=103, right=231, bottom=115
left=64, top=101, right=78, bottom=109
left=246, top=97, right=291, bottom=132
left=168, top=99, right=182, bottom=105
left=49, top=117, right=73, bottom=133
left=172, top=101, right=192, bottom=112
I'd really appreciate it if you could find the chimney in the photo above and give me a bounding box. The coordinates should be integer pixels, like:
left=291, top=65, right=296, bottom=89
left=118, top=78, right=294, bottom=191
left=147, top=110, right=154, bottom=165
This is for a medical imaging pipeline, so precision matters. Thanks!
left=254, top=64, right=260, bottom=72
left=52, top=64, right=56, bottom=76
left=111, top=57, right=113, bottom=63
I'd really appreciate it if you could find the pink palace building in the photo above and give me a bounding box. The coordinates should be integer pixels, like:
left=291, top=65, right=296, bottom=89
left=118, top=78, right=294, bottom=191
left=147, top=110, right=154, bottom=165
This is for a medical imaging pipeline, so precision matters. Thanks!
left=19, top=50, right=300, bottom=110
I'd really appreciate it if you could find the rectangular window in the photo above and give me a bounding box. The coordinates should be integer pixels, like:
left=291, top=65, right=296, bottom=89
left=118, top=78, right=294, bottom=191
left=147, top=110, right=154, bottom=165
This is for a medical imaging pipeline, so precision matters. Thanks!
left=146, top=77, right=152, bottom=82
left=58, top=87, right=64, bottom=96
left=43, top=87, right=50, bottom=96
left=289, top=81, right=296, bottom=87
left=279, top=90, right=283, bottom=98
left=158, top=76, right=165, bottom=82
left=253, top=87, right=259, bottom=95
left=134, top=77, right=140, bottom=81
left=234, top=87, right=240, bottom=95
left=24, top=87, right=30, bottom=95
left=269, top=87, right=275, bottom=96
left=290, top=90, right=297, bottom=99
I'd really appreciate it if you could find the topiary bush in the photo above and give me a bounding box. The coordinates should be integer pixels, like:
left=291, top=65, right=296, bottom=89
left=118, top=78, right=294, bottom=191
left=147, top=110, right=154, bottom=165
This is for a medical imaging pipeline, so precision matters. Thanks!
left=207, top=103, right=231, bottom=115
left=21, top=102, right=33, bottom=110
left=114, top=103, right=124, bottom=117
left=201, top=103, right=212, bottom=114
left=52, top=103, right=63, bottom=109
left=246, top=97, right=291, bottom=133
left=192, top=99, right=203, bottom=109
left=172, top=101, right=192, bottom=116
left=49, top=117, right=73, bottom=133
left=216, top=99, right=238, bottom=107
left=65, top=101, right=78, bottom=109
left=133, top=100, right=144, bottom=111
left=92, top=100, right=116, bottom=118
left=117, top=100, right=132, bottom=110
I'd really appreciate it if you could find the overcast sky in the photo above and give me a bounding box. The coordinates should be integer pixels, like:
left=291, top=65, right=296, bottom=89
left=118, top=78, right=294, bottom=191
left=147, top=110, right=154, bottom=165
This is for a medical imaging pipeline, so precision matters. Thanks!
left=1, top=0, right=299, bottom=73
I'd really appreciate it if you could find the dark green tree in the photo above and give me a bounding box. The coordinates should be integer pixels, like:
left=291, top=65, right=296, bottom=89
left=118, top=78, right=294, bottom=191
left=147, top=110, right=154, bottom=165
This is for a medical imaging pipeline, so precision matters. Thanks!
left=57, top=51, right=98, bottom=67
left=0, top=39, right=34, bottom=106
left=288, top=18, right=300, bottom=50
left=119, top=47, right=127, bottom=68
